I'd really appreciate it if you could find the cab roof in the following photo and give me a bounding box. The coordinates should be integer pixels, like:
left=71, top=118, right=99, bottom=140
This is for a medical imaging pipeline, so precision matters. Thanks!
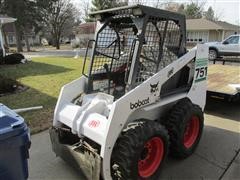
left=89, top=4, right=185, bottom=22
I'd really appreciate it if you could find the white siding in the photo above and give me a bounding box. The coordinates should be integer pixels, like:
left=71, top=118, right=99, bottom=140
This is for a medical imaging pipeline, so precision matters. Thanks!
left=187, top=31, right=209, bottom=43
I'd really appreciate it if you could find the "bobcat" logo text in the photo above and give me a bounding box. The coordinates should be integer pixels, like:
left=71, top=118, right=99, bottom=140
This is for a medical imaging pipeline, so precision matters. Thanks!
left=130, top=97, right=150, bottom=110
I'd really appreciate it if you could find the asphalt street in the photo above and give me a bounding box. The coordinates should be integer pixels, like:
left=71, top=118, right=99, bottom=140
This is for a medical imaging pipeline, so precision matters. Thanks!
left=23, top=48, right=90, bottom=58
left=28, top=98, right=240, bottom=180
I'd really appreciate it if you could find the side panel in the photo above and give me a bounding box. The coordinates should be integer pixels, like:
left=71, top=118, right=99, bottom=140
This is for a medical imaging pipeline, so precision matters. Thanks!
left=53, top=76, right=87, bottom=126
left=187, top=44, right=208, bottom=109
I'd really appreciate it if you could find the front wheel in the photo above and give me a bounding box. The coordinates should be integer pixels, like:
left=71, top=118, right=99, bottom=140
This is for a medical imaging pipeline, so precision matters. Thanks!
left=209, top=49, right=217, bottom=60
left=111, top=121, right=169, bottom=180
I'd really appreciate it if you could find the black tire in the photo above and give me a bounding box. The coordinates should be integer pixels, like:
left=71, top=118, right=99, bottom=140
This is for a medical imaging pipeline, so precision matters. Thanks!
left=208, top=49, right=218, bottom=60
left=111, top=121, right=169, bottom=180
left=163, top=98, right=204, bottom=158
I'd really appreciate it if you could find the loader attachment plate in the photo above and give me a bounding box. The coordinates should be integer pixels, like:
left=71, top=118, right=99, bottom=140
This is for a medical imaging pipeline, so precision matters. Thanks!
left=49, top=127, right=101, bottom=180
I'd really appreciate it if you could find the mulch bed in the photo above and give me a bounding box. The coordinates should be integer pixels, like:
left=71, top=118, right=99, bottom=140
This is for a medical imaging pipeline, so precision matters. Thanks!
left=0, top=75, right=28, bottom=97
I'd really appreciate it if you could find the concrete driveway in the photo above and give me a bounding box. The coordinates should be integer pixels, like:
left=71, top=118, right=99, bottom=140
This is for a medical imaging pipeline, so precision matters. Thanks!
left=28, top=98, right=240, bottom=180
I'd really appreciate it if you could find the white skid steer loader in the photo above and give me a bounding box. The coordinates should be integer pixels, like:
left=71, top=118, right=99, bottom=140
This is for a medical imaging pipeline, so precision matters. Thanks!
left=50, top=5, right=208, bottom=180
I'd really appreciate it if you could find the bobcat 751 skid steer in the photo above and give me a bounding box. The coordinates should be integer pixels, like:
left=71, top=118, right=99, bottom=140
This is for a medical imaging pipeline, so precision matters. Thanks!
left=50, top=5, right=208, bottom=180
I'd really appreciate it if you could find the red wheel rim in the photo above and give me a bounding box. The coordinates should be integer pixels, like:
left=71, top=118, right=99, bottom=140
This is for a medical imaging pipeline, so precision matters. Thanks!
left=183, top=116, right=200, bottom=149
left=138, top=137, right=164, bottom=178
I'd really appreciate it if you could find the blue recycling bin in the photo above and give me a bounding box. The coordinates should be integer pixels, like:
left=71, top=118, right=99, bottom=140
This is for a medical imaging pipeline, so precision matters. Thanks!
left=0, top=104, right=31, bottom=180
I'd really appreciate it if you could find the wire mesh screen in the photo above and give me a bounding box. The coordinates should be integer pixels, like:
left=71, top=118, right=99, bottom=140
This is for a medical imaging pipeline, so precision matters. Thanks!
left=135, top=18, right=180, bottom=83
left=91, top=19, right=137, bottom=76
left=160, top=20, right=181, bottom=68
left=91, top=25, right=119, bottom=75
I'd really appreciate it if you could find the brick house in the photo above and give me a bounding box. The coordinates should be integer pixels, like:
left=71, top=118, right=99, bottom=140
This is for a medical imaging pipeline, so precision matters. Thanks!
left=73, top=22, right=96, bottom=47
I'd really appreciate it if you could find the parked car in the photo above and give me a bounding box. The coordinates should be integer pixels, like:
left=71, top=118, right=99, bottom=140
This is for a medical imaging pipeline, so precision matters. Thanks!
left=206, top=34, right=240, bottom=60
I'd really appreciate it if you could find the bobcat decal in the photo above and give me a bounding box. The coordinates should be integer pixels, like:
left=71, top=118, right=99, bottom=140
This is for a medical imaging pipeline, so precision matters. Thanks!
left=150, top=82, right=159, bottom=93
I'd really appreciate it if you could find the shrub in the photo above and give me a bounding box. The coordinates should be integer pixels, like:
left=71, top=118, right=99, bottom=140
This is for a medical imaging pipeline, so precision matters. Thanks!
left=3, top=53, right=25, bottom=64
left=0, top=75, right=19, bottom=94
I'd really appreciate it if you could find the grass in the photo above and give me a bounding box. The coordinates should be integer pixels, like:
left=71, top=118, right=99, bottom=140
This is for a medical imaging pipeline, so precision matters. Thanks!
left=0, top=57, right=86, bottom=134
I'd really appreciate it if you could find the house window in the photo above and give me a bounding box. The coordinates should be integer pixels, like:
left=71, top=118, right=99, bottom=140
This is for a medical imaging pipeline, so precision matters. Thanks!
left=187, top=31, right=208, bottom=43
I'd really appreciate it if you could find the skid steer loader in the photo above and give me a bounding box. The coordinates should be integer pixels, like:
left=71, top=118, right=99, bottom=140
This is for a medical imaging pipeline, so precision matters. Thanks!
left=50, top=5, right=208, bottom=180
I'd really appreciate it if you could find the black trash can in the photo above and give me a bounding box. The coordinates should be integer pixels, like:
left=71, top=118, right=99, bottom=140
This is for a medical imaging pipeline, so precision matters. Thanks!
left=0, top=104, right=31, bottom=180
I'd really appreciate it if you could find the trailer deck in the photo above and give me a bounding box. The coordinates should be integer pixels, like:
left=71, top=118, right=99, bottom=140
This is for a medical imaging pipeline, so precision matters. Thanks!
left=208, top=64, right=240, bottom=100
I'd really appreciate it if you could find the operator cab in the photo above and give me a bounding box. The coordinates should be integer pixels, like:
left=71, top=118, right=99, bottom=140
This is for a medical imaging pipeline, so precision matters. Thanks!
left=82, top=5, right=187, bottom=99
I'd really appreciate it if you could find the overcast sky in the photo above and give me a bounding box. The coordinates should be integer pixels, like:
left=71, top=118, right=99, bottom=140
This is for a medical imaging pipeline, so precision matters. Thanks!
left=199, top=0, right=239, bottom=25
left=72, top=0, right=240, bottom=25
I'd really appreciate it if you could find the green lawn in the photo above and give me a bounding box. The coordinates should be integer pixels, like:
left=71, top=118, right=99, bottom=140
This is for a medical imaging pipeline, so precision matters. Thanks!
left=0, top=57, right=86, bottom=133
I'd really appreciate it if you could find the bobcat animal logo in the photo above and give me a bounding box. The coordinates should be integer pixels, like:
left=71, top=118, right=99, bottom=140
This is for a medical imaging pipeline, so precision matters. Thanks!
left=150, top=82, right=159, bottom=93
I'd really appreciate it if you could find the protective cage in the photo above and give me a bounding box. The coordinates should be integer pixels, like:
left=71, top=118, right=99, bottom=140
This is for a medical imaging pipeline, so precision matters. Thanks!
left=83, top=5, right=186, bottom=98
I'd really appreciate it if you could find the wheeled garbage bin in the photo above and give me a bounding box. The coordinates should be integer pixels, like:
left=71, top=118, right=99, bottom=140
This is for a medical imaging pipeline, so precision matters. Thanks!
left=0, top=104, right=31, bottom=180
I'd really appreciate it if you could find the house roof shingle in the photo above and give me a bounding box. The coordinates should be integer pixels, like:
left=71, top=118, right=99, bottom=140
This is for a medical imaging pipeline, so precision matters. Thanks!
left=215, top=21, right=240, bottom=31
left=186, top=19, right=222, bottom=30
left=186, top=18, right=240, bottom=31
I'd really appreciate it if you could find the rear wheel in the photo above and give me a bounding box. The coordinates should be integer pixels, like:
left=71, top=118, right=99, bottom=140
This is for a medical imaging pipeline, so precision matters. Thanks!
left=111, top=121, right=169, bottom=180
left=163, top=98, right=204, bottom=158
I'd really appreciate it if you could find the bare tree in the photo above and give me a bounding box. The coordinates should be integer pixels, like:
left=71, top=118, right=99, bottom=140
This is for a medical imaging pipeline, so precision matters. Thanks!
left=81, top=0, right=92, bottom=22
left=213, top=9, right=223, bottom=21
left=164, top=2, right=182, bottom=12
left=39, top=0, right=79, bottom=49
left=154, top=0, right=162, bottom=8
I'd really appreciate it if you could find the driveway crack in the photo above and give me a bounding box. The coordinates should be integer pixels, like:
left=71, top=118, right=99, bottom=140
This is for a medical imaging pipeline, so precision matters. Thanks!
left=195, top=153, right=225, bottom=169
left=219, top=148, right=240, bottom=180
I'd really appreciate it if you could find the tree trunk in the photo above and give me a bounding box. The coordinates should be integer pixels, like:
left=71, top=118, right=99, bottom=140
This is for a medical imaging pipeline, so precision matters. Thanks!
left=24, top=34, right=31, bottom=52
left=55, top=35, right=60, bottom=49
left=14, top=24, right=23, bottom=52
left=56, top=42, right=60, bottom=49
left=50, top=32, right=56, bottom=47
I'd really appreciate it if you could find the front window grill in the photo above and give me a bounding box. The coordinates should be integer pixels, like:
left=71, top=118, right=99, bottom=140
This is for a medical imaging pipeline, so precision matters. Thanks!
left=135, top=18, right=181, bottom=84
left=90, top=19, right=137, bottom=77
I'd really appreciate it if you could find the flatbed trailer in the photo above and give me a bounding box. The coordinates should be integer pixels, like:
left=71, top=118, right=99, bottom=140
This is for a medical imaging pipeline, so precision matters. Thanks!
left=207, top=64, right=240, bottom=101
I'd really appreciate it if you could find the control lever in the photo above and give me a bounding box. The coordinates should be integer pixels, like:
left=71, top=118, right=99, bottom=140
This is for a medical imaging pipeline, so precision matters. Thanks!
left=103, top=63, right=111, bottom=94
